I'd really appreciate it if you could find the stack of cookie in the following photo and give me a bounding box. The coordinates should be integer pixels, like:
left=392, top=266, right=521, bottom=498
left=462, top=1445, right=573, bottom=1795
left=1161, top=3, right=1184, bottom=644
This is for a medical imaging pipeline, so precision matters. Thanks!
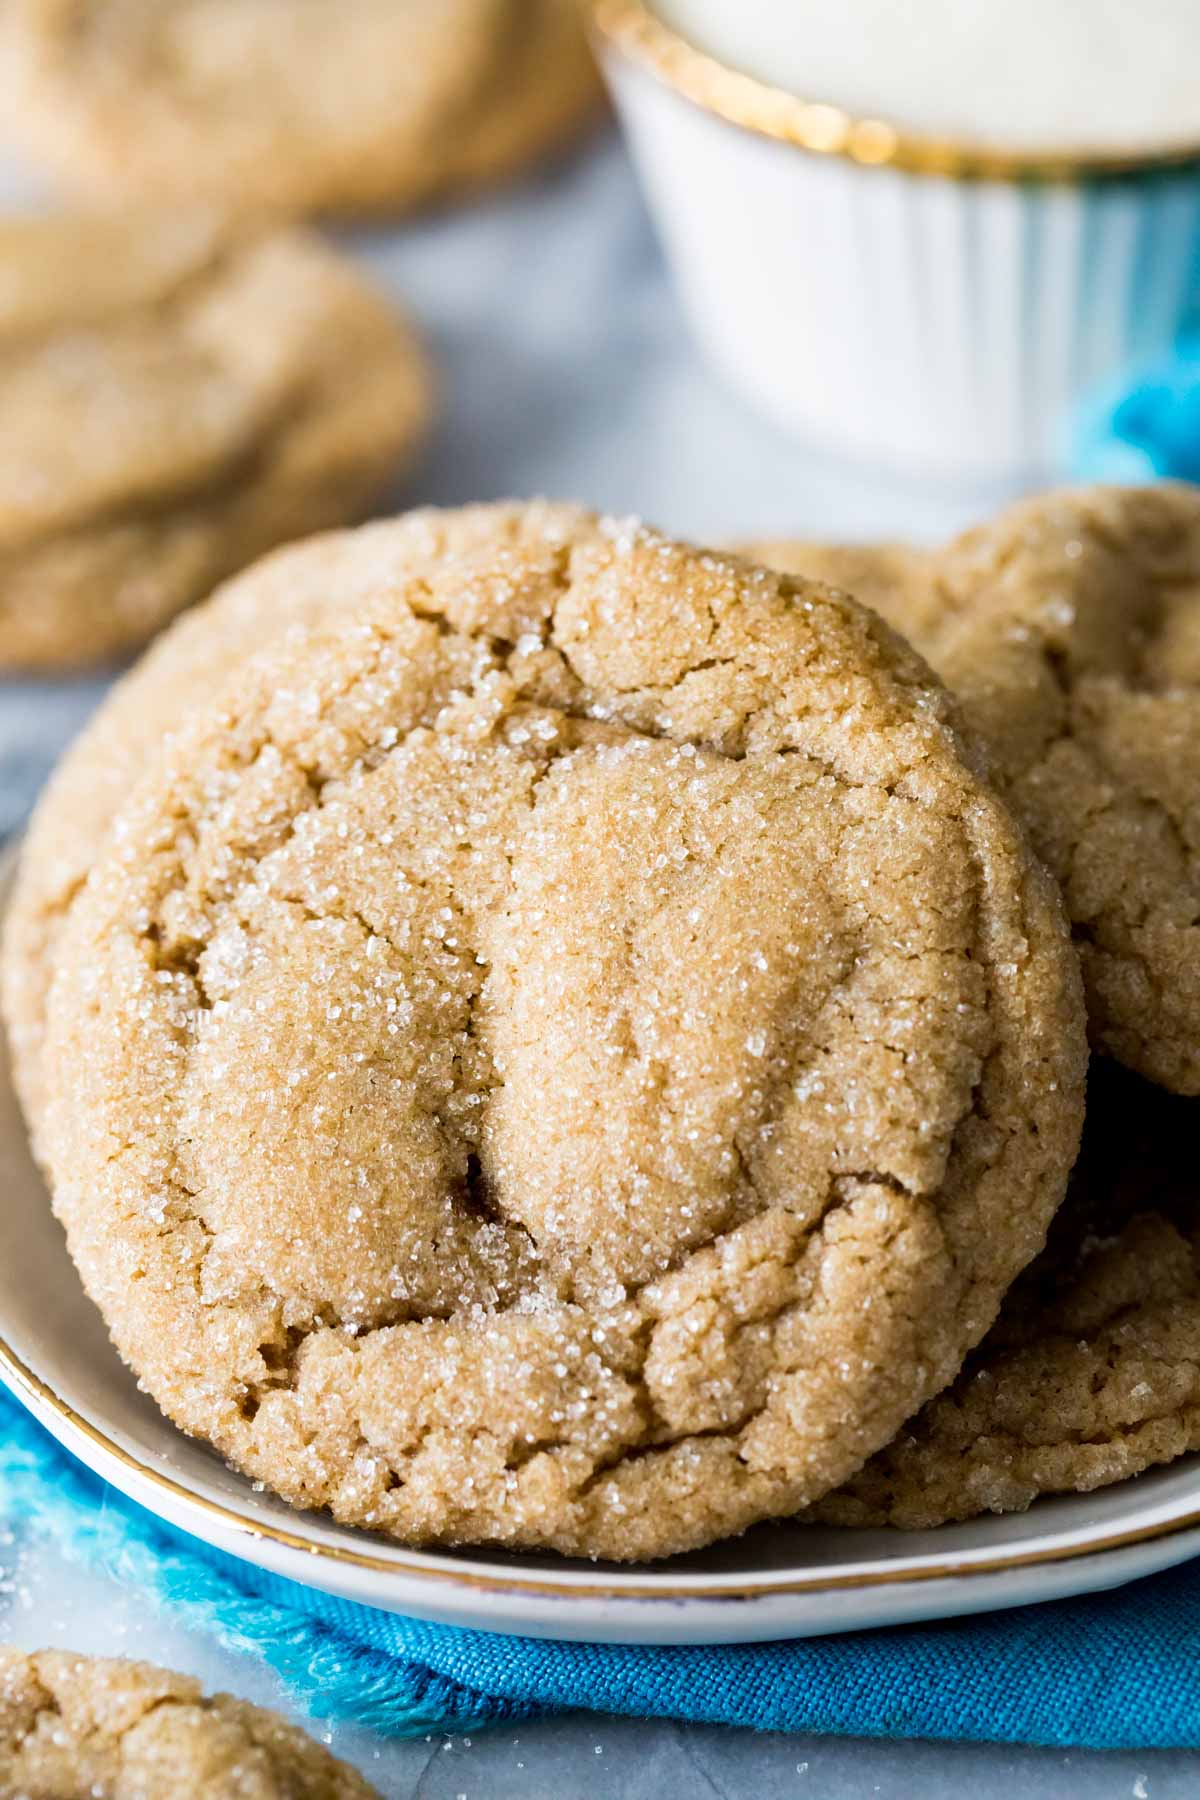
left=4, top=497, right=1093, bottom=1560
left=751, top=484, right=1200, bottom=1528
left=5, top=485, right=1199, bottom=1559
left=0, top=2, right=602, bottom=673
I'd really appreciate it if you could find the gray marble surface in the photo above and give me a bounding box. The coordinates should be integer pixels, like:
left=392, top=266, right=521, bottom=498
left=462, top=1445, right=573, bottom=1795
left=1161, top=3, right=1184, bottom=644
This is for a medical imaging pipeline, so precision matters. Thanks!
left=0, top=130, right=1195, bottom=1797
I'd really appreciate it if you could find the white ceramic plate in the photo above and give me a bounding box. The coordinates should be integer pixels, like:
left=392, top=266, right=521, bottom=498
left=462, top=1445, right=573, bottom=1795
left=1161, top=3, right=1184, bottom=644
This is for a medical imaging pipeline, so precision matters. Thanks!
left=5, top=852, right=1200, bottom=1645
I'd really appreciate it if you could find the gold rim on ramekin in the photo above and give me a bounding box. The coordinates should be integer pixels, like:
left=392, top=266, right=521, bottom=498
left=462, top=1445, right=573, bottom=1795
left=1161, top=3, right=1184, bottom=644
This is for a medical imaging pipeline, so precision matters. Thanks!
left=592, top=0, right=1200, bottom=182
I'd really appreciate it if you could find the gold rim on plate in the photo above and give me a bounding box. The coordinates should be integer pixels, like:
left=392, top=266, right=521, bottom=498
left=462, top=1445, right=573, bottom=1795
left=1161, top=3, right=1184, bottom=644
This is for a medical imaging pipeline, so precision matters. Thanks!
left=591, top=0, right=1200, bottom=183
left=7, top=1319, right=1200, bottom=1602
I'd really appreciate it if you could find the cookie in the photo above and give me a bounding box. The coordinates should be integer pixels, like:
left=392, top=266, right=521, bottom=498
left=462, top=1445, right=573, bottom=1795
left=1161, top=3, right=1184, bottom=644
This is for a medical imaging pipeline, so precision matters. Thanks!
left=813, top=1062, right=1200, bottom=1528
left=434, top=0, right=606, bottom=203
left=0, top=206, right=431, bottom=671
left=30, top=501, right=1085, bottom=1560
left=0, top=1648, right=377, bottom=1797
left=0, top=1, right=602, bottom=216
left=751, top=486, right=1200, bottom=1092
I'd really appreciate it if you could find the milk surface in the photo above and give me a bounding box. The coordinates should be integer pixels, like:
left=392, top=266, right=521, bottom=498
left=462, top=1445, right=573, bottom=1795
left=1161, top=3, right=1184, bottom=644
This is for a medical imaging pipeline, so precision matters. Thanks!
left=653, top=0, right=1200, bottom=152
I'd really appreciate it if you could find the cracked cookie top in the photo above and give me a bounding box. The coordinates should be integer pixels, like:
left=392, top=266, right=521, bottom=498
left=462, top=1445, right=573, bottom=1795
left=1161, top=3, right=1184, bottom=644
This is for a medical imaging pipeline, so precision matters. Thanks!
left=0, top=205, right=430, bottom=670
left=813, top=1061, right=1200, bottom=1529
left=751, top=486, right=1200, bottom=1093
left=0, top=0, right=601, bottom=215
left=35, top=503, right=1086, bottom=1560
left=0, top=1648, right=378, bottom=1798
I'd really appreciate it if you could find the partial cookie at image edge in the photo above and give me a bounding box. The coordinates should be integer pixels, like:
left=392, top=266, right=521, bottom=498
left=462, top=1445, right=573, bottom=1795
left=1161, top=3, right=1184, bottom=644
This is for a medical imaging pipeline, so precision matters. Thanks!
left=0, top=205, right=433, bottom=671
left=0, top=1647, right=378, bottom=1798
left=0, top=0, right=604, bottom=216
left=748, top=486, right=1200, bottom=1094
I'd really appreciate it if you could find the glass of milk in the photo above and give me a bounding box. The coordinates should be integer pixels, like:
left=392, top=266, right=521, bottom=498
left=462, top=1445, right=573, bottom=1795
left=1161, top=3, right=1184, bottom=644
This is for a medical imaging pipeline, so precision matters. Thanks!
left=593, top=0, right=1200, bottom=487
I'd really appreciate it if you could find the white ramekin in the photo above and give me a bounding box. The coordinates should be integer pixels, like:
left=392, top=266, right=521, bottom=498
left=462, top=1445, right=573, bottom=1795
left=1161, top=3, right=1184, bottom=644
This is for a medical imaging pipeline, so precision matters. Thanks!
left=594, top=0, right=1200, bottom=487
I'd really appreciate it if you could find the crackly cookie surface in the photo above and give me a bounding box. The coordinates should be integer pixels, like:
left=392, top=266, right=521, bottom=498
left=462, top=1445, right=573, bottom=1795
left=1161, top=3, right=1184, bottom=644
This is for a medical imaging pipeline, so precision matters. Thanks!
left=752, top=486, right=1200, bottom=1092
left=0, top=0, right=601, bottom=215
left=0, top=1648, right=378, bottom=1798
left=34, top=503, right=1085, bottom=1560
left=813, top=1062, right=1200, bottom=1528
left=0, top=538, right=949, bottom=1139
left=0, top=206, right=430, bottom=670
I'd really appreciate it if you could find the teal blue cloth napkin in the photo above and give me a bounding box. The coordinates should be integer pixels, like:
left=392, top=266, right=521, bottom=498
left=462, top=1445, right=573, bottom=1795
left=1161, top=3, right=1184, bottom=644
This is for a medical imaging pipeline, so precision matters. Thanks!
left=1, top=1383, right=1196, bottom=1749
left=1073, top=335, right=1200, bottom=483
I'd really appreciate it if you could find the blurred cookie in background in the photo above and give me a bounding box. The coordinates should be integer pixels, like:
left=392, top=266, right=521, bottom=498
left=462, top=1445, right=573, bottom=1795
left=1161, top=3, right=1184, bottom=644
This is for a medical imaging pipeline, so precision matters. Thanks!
left=0, top=1647, right=379, bottom=1797
left=0, top=206, right=432, bottom=670
left=438, top=0, right=606, bottom=202
left=0, top=0, right=603, bottom=215
left=750, top=486, right=1200, bottom=1093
